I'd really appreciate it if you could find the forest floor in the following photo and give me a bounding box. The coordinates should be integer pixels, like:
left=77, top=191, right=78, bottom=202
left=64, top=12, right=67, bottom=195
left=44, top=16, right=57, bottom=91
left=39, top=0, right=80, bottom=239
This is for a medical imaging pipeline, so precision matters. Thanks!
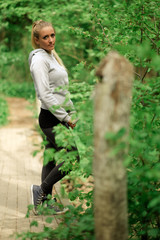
left=0, top=97, right=62, bottom=240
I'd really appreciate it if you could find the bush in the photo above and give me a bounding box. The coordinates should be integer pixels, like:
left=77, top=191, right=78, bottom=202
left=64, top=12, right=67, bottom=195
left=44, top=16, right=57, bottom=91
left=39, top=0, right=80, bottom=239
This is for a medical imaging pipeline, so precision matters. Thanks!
left=0, top=79, right=35, bottom=100
left=0, top=97, right=8, bottom=127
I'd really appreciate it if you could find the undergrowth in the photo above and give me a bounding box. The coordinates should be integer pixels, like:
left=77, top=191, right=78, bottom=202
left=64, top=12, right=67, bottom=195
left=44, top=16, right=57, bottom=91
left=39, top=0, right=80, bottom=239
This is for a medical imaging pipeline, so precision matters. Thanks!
left=0, top=96, right=8, bottom=127
left=0, top=79, right=35, bottom=100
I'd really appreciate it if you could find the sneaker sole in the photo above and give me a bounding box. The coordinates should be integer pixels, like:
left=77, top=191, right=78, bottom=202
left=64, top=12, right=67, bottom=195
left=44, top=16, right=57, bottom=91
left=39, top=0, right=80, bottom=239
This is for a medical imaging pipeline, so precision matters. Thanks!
left=30, top=185, right=38, bottom=215
left=52, top=207, right=69, bottom=215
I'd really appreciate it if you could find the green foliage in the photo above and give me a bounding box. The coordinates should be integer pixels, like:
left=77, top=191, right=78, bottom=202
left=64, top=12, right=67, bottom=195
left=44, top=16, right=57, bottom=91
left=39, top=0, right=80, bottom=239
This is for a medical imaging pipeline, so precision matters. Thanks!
left=0, top=79, right=35, bottom=99
left=1, top=0, right=159, bottom=82
left=22, top=203, right=95, bottom=240
left=1, top=0, right=160, bottom=239
left=52, top=205, right=95, bottom=240
left=0, top=97, right=8, bottom=127
left=128, top=77, right=160, bottom=239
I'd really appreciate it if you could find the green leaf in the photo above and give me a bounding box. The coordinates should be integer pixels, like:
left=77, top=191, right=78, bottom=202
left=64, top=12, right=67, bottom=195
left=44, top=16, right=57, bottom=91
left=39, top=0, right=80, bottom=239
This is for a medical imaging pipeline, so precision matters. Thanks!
left=30, top=220, right=38, bottom=227
left=148, top=195, right=160, bottom=208
left=45, top=217, right=54, bottom=224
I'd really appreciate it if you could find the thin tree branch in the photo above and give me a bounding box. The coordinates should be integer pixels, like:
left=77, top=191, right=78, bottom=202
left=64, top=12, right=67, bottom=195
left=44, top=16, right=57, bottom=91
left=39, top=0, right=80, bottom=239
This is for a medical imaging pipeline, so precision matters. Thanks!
left=143, top=30, right=157, bottom=47
left=94, top=13, right=113, bottom=48
left=151, top=114, right=156, bottom=125
left=134, top=71, right=141, bottom=78
left=144, top=23, right=157, bottom=35
left=154, top=12, right=157, bottom=32
left=97, top=21, right=113, bottom=47
left=141, top=68, right=148, bottom=82
left=62, top=52, right=84, bottom=62
left=144, top=22, right=158, bottom=34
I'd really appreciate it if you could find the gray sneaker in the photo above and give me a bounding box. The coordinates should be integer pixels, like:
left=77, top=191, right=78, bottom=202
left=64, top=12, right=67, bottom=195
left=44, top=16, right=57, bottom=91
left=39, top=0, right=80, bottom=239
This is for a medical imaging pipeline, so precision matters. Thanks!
left=51, top=205, right=69, bottom=215
left=31, top=185, right=45, bottom=215
left=43, top=198, right=69, bottom=215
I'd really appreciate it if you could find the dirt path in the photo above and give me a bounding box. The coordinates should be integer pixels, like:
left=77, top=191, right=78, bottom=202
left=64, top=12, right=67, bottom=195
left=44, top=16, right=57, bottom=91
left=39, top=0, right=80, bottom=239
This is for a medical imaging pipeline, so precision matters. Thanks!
left=0, top=97, right=59, bottom=239
left=6, top=97, right=35, bottom=128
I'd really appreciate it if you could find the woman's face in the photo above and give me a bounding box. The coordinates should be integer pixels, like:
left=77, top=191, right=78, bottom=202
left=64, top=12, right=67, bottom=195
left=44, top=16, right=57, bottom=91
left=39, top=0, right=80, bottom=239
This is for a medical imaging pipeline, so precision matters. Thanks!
left=35, top=26, right=56, bottom=53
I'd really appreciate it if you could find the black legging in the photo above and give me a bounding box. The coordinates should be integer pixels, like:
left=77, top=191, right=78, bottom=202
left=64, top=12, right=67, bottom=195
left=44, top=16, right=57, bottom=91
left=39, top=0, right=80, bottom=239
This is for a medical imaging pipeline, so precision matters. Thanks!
left=39, top=108, right=78, bottom=195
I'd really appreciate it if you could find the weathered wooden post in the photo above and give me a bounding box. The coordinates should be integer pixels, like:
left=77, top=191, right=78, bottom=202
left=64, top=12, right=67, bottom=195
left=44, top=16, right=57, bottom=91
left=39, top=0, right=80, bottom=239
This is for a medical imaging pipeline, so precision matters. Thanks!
left=94, top=51, right=134, bottom=240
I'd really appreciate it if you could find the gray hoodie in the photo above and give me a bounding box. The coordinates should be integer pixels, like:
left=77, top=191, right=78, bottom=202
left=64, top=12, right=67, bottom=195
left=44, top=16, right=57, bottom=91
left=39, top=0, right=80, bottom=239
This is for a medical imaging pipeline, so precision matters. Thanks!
left=29, top=49, right=74, bottom=123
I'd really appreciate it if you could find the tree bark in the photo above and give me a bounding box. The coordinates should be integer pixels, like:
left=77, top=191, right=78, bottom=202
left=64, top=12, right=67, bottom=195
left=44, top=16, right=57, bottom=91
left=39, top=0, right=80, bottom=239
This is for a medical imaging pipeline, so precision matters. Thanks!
left=94, top=51, right=134, bottom=240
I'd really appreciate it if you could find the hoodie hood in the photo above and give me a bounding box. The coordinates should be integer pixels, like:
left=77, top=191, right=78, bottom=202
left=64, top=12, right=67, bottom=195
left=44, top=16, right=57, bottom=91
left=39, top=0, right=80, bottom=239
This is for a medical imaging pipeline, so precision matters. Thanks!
left=28, top=48, right=47, bottom=66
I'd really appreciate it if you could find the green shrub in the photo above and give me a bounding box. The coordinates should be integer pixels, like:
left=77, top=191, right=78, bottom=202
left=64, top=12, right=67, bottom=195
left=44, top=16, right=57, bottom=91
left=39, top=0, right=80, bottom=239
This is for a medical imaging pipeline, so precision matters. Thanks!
left=1, top=0, right=159, bottom=239
left=0, top=79, right=35, bottom=100
left=0, top=97, right=8, bottom=127
left=128, top=78, right=160, bottom=239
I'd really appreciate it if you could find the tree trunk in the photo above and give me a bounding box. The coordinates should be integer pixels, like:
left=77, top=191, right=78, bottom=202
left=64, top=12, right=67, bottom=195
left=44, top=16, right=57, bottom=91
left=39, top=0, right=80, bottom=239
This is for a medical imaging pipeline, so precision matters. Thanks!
left=94, top=51, right=134, bottom=240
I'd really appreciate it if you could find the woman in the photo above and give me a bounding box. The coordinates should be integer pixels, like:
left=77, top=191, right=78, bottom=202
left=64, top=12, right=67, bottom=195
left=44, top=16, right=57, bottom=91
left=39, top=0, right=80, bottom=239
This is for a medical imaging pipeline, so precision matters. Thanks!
left=29, top=20, right=77, bottom=215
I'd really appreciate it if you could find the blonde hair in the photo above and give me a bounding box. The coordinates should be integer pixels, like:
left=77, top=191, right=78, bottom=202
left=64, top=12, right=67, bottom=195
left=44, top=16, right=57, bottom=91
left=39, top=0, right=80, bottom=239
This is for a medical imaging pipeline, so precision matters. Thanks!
left=31, top=20, right=65, bottom=67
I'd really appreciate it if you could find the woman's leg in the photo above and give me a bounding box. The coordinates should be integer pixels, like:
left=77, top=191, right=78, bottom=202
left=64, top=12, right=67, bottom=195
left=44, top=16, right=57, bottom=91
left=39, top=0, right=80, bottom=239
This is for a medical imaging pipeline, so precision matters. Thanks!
left=41, top=138, right=56, bottom=195
left=40, top=127, right=67, bottom=195
left=31, top=109, right=73, bottom=214
left=39, top=108, right=61, bottom=195
left=31, top=125, right=79, bottom=214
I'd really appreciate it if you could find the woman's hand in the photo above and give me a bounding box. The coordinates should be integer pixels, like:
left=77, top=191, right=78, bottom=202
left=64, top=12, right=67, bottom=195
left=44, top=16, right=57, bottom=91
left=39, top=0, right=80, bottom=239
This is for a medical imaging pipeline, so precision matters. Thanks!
left=67, top=120, right=76, bottom=129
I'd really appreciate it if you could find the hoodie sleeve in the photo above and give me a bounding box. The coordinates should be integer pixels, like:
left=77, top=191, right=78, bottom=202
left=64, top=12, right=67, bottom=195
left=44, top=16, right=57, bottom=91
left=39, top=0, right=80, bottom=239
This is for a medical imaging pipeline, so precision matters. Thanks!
left=30, top=55, right=71, bottom=123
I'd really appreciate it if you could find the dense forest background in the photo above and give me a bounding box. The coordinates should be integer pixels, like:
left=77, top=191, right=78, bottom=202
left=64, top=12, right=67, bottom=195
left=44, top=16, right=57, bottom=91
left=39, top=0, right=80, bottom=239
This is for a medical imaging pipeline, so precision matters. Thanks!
left=0, top=0, right=160, bottom=239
